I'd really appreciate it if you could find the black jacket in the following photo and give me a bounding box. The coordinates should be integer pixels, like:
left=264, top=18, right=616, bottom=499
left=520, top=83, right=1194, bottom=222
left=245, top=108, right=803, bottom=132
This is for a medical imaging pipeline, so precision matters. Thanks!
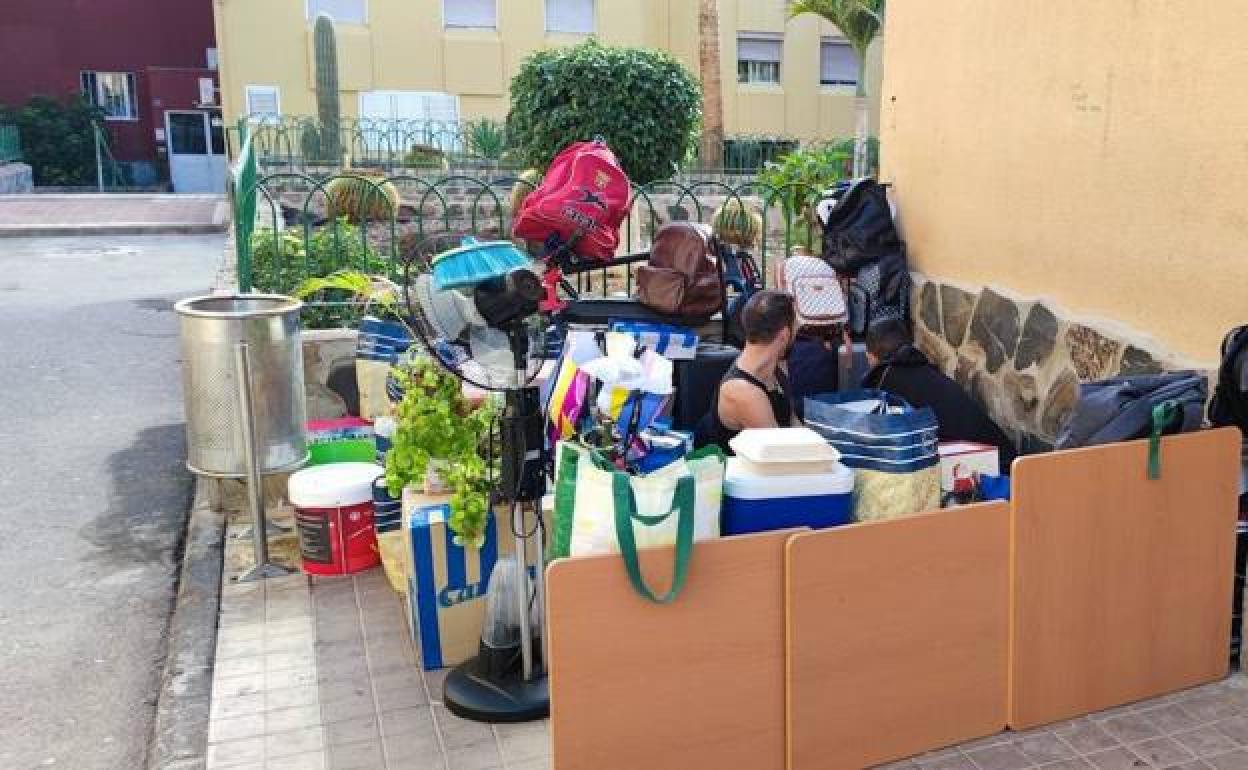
left=862, top=345, right=1017, bottom=471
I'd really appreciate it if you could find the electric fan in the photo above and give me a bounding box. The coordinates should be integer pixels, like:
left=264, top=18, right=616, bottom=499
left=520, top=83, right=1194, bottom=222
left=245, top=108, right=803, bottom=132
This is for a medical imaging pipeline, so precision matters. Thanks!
left=399, top=233, right=550, bottom=723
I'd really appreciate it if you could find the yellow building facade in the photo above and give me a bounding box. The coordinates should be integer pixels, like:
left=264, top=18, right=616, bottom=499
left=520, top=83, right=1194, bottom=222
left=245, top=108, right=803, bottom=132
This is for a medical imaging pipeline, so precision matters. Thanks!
left=212, top=0, right=882, bottom=142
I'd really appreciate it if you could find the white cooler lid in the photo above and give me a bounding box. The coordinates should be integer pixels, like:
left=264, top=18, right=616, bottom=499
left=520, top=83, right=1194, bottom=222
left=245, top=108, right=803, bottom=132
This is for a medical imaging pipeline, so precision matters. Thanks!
left=724, top=457, right=854, bottom=500
left=289, top=462, right=383, bottom=508
left=730, top=427, right=838, bottom=464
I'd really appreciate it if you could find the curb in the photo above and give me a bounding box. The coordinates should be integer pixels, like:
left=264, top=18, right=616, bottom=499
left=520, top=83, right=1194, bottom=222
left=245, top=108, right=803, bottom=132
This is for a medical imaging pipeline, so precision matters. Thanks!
left=0, top=223, right=228, bottom=237
left=146, top=478, right=224, bottom=770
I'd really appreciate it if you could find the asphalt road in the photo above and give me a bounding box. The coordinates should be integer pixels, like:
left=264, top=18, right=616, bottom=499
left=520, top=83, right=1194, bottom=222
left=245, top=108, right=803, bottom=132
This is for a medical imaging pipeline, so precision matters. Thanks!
left=0, top=235, right=221, bottom=770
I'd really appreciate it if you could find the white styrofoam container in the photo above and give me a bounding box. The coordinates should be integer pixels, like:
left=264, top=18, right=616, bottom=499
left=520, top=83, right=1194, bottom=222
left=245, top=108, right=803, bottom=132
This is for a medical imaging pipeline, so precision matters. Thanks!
left=729, top=427, right=839, bottom=464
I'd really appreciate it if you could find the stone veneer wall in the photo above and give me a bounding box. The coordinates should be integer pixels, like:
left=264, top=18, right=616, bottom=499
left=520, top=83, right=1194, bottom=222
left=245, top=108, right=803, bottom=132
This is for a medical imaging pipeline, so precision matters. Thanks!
left=909, top=273, right=1210, bottom=453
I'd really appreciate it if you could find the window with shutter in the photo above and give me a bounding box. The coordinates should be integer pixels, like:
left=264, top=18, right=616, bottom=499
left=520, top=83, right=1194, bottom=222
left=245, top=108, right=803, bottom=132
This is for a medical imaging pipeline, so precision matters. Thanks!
left=445, top=0, right=496, bottom=28
left=737, top=34, right=783, bottom=85
left=245, top=86, right=281, bottom=123
left=545, top=0, right=594, bottom=34
left=357, top=91, right=462, bottom=151
left=306, top=0, right=367, bottom=24
left=820, top=38, right=858, bottom=87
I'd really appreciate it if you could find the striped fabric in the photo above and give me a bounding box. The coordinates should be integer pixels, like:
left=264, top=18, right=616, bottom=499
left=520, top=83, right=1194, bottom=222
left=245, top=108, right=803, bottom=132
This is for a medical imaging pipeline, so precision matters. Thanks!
left=803, top=390, right=939, bottom=474
left=356, top=316, right=412, bottom=363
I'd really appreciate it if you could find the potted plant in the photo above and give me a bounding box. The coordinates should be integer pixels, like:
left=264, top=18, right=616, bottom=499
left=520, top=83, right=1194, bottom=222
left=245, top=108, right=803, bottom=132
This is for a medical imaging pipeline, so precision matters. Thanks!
left=384, top=356, right=498, bottom=548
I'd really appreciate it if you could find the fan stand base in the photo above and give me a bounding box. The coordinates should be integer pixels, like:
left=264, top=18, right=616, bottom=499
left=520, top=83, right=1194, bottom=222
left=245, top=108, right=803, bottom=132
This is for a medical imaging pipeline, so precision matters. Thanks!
left=443, top=662, right=549, bottom=723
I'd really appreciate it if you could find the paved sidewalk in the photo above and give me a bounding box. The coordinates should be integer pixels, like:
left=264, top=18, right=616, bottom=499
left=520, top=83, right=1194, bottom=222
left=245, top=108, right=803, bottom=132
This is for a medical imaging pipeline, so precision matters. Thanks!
left=0, top=194, right=227, bottom=236
left=208, top=508, right=550, bottom=770
left=207, top=508, right=1248, bottom=770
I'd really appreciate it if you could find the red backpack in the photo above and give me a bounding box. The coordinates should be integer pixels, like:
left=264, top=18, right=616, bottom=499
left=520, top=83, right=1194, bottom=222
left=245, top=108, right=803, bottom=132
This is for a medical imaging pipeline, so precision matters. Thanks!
left=512, top=140, right=631, bottom=262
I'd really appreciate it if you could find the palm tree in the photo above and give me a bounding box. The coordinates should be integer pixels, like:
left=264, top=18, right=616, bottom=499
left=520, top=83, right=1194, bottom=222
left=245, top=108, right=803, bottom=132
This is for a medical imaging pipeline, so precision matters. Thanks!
left=788, top=0, right=884, bottom=178
left=698, top=0, right=724, bottom=170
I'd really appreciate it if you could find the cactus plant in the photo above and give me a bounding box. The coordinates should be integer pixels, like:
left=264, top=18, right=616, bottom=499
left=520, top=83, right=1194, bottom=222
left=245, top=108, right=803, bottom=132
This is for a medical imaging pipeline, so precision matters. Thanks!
left=314, top=13, right=341, bottom=163
left=325, top=171, right=400, bottom=224
left=401, top=144, right=448, bottom=170
left=510, top=169, right=542, bottom=216
left=711, top=199, right=764, bottom=248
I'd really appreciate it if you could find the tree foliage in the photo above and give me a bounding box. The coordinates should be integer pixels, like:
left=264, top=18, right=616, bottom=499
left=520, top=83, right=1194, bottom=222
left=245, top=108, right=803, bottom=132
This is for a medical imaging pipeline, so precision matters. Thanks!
left=506, top=39, right=702, bottom=185
left=788, top=0, right=884, bottom=61
left=1, top=96, right=105, bottom=186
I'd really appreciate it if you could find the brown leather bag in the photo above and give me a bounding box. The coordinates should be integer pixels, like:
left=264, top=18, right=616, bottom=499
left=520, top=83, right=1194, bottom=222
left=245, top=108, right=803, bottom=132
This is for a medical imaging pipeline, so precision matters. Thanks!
left=636, top=222, right=723, bottom=319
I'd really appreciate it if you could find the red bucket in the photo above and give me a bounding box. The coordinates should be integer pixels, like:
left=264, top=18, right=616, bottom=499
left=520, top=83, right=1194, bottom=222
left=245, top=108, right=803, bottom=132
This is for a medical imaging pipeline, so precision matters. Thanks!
left=288, top=462, right=383, bottom=576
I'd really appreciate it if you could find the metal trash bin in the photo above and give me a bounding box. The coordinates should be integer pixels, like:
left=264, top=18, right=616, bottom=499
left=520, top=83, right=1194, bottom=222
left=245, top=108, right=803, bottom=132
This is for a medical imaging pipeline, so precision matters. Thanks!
left=175, top=294, right=308, bottom=477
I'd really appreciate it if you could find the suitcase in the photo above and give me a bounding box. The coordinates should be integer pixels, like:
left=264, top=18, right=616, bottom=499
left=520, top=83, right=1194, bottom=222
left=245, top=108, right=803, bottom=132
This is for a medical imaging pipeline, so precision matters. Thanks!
left=672, top=342, right=740, bottom=432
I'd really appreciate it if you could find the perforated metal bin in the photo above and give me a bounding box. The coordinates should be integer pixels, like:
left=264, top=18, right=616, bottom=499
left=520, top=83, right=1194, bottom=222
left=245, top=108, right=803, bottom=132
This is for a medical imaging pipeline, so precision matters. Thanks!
left=175, top=294, right=308, bottom=477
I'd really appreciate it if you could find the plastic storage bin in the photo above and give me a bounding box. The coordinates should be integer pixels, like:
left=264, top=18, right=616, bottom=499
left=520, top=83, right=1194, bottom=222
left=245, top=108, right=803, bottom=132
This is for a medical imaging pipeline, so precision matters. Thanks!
left=721, top=458, right=855, bottom=535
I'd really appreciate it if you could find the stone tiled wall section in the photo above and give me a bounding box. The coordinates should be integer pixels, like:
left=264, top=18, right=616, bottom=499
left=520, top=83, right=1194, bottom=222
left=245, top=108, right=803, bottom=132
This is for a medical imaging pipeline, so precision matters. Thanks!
left=910, top=273, right=1210, bottom=452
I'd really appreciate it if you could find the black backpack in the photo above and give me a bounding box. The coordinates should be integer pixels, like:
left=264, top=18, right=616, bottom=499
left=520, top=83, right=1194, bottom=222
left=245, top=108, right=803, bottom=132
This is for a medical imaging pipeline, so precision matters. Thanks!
left=1209, top=325, right=1248, bottom=434
left=845, top=253, right=911, bottom=337
left=820, top=178, right=904, bottom=273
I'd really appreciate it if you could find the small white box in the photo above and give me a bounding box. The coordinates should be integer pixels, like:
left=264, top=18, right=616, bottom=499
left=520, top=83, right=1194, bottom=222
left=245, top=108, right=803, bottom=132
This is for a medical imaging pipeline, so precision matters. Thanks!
left=938, top=441, right=1000, bottom=491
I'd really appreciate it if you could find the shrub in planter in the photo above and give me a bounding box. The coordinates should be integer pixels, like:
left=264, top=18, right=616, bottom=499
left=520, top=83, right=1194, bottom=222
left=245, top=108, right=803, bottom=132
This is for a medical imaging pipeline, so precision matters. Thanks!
left=757, top=142, right=854, bottom=252
left=249, top=219, right=389, bottom=328
left=506, top=39, right=701, bottom=185
left=464, top=119, right=508, bottom=161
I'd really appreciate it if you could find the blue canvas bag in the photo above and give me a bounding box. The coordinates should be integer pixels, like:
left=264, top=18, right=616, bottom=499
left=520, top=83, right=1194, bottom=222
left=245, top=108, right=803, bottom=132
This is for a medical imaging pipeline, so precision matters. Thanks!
left=804, top=390, right=941, bottom=521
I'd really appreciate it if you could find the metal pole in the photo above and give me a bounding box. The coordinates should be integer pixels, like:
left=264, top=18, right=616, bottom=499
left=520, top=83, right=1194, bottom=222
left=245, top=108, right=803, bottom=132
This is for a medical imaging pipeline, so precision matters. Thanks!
left=531, top=501, right=547, bottom=675
left=94, top=125, right=104, bottom=192
left=512, top=503, right=533, bottom=681
left=235, top=341, right=292, bottom=582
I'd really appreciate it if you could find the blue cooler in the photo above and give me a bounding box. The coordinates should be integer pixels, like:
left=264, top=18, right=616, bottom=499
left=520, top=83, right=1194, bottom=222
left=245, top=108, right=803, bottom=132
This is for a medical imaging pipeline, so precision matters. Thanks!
left=721, top=458, right=855, bottom=535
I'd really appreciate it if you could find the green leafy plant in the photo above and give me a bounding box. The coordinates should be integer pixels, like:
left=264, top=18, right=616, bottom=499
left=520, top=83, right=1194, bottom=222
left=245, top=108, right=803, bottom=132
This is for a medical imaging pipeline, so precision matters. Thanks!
left=464, top=119, right=508, bottom=160
left=506, top=39, right=702, bottom=185
left=250, top=219, right=389, bottom=327
left=385, top=357, right=499, bottom=548
left=0, top=96, right=105, bottom=186
left=757, top=143, right=853, bottom=251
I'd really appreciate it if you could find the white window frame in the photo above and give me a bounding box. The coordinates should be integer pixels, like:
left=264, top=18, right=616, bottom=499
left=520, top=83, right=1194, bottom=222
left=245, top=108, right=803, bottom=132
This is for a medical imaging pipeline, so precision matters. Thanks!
left=737, top=34, right=783, bottom=86
left=244, top=85, right=282, bottom=124
left=80, top=71, right=138, bottom=121
left=819, top=37, right=858, bottom=88
left=444, top=0, right=497, bottom=29
left=305, top=0, right=368, bottom=25
left=545, top=0, right=595, bottom=35
left=206, top=47, right=219, bottom=71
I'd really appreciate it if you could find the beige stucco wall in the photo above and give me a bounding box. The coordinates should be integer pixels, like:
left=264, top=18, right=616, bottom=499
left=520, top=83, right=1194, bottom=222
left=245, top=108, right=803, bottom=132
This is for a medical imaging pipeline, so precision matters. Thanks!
left=880, top=0, right=1247, bottom=363
left=214, top=0, right=883, bottom=142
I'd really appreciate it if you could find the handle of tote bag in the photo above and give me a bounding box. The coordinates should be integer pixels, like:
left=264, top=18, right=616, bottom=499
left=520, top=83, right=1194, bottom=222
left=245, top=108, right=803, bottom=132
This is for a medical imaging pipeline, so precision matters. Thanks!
left=611, top=472, right=696, bottom=604
left=1147, top=400, right=1180, bottom=480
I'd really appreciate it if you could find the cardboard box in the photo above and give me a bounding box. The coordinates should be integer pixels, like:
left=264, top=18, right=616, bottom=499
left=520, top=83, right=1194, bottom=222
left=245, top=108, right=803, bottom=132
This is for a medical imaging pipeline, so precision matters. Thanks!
left=938, top=441, right=1001, bottom=491
left=403, top=490, right=506, bottom=670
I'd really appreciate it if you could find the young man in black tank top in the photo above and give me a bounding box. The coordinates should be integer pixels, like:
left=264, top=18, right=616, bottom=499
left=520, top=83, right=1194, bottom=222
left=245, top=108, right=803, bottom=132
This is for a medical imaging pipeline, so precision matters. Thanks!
left=698, top=291, right=799, bottom=450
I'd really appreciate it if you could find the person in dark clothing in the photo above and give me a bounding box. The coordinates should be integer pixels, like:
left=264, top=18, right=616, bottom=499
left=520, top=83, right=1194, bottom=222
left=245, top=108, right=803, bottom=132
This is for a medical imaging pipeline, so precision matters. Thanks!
left=786, top=326, right=840, bottom=421
left=697, top=291, right=798, bottom=450
left=863, top=320, right=1017, bottom=471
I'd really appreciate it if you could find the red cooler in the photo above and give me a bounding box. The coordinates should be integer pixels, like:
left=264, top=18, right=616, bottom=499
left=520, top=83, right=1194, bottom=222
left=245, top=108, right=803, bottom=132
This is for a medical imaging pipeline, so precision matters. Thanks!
left=288, top=462, right=384, bottom=576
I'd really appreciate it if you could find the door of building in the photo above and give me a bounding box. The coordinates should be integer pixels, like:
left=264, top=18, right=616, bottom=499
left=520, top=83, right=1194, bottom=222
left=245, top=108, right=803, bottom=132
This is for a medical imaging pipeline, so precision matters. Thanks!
left=166, top=111, right=226, bottom=193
